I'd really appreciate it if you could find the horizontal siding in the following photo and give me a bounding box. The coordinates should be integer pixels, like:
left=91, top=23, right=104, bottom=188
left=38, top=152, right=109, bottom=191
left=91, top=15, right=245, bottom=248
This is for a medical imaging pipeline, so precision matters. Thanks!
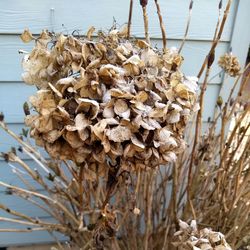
left=0, top=35, right=229, bottom=83
left=0, top=0, right=237, bottom=41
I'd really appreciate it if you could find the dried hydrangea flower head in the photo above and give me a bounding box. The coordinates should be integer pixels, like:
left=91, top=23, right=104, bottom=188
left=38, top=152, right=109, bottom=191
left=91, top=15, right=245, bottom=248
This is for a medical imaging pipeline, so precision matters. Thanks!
left=172, top=220, right=232, bottom=250
left=218, top=52, right=241, bottom=77
left=21, top=28, right=198, bottom=174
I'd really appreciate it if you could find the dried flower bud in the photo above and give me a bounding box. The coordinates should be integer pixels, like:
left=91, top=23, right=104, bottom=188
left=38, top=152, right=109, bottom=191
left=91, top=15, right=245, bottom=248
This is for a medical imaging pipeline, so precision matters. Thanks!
left=1, top=153, right=9, bottom=162
left=140, top=0, right=148, bottom=7
left=23, top=102, right=30, bottom=116
left=11, top=147, right=17, bottom=155
left=133, top=207, right=140, bottom=215
left=229, top=98, right=234, bottom=106
left=21, top=128, right=29, bottom=138
left=207, top=51, right=215, bottom=68
left=18, top=146, right=23, bottom=153
left=0, top=112, right=4, bottom=122
left=20, top=29, right=34, bottom=43
left=189, top=0, right=194, bottom=10
left=239, top=126, right=245, bottom=134
left=216, top=96, right=223, bottom=107
left=219, top=0, right=223, bottom=10
left=87, top=223, right=96, bottom=231
left=218, top=53, right=241, bottom=77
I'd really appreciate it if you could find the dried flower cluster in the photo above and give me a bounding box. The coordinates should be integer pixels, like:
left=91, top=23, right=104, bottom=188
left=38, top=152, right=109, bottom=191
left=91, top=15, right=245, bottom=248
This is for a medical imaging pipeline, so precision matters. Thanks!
left=21, top=28, right=198, bottom=172
left=218, top=53, right=241, bottom=77
left=173, top=220, right=232, bottom=250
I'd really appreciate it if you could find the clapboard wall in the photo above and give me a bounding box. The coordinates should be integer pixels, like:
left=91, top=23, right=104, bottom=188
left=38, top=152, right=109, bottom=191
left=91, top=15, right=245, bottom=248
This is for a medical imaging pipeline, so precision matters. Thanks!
left=0, top=0, right=249, bottom=246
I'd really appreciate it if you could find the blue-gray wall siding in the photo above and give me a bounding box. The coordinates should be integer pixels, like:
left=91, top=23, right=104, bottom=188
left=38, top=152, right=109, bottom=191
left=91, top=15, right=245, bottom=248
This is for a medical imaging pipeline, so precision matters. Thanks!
left=0, top=0, right=247, bottom=246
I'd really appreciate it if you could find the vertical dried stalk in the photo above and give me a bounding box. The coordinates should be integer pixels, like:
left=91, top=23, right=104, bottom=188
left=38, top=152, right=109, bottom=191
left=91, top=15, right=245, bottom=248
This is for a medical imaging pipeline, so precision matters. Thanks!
left=178, top=0, right=193, bottom=53
left=213, top=0, right=223, bottom=41
left=78, top=164, right=85, bottom=229
left=154, top=0, right=167, bottom=51
left=127, top=0, right=134, bottom=39
left=144, top=170, right=155, bottom=250
left=186, top=54, right=213, bottom=218
left=140, top=0, right=150, bottom=44
left=197, top=0, right=232, bottom=78
left=142, top=7, right=150, bottom=44
left=171, top=163, right=178, bottom=225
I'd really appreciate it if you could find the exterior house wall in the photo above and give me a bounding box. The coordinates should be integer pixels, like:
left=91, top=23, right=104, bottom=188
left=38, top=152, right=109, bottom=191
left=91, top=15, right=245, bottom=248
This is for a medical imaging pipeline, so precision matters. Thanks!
left=0, top=0, right=249, bottom=246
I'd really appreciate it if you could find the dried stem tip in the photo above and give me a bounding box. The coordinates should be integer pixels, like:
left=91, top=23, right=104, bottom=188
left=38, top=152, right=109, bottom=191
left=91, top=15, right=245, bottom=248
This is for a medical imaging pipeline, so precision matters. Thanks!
left=189, top=0, right=194, bottom=10
left=0, top=112, right=4, bottom=122
left=219, top=0, right=223, bottom=10
left=127, top=0, right=133, bottom=39
left=154, top=0, right=167, bottom=51
left=140, top=0, right=148, bottom=7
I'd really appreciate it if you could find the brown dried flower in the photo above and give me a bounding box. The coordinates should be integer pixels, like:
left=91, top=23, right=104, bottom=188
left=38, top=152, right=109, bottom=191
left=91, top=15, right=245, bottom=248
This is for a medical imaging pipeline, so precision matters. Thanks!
left=218, top=53, right=241, bottom=77
left=21, top=27, right=198, bottom=175
left=172, top=220, right=232, bottom=250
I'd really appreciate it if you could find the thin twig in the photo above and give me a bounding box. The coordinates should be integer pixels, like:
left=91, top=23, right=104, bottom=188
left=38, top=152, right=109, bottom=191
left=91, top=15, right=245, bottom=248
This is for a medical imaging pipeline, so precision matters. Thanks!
left=197, top=0, right=232, bottom=78
left=0, top=181, right=79, bottom=226
left=140, top=2, right=150, bottom=45
left=127, top=0, right=133, bottom=39
left=0, top=217, right=66, bottom=231
left=154, top=0, right=167, bottom=51
left=178, top=0, right=193, bottom=53
left=0, top=228, right=53, bottom=232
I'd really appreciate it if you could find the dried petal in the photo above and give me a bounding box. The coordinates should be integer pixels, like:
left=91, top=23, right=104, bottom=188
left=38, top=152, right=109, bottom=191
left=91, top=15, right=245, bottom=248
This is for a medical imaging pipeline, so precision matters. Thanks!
left=20, top=29, right=34, bottom=43
left=106, top=125, right=132, bottom=142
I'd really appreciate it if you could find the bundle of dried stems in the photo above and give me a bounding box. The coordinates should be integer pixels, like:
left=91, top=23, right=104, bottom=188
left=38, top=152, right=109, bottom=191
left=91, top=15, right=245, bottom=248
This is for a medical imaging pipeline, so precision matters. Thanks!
left=0, top=0, right=249, bottom=249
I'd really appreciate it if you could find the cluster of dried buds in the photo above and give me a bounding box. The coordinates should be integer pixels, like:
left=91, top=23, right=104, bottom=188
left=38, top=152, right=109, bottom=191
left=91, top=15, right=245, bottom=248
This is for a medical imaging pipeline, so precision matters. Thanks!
left=21, top=27, right=198, bottom=173
left=218, top=52, right=241, bottom=77
left=172, top=220, right=232, bottom=250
